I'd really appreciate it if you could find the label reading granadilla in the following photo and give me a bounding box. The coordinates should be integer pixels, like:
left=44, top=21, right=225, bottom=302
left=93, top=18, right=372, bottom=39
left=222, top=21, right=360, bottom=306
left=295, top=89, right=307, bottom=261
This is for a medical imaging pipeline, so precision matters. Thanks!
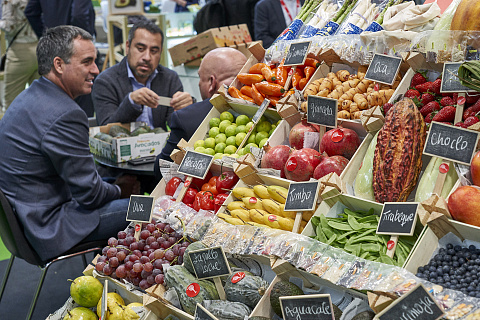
left=186, top=283, right=200, bottom=297
left=286, top=157, right=298, bottom=171
left=331, top=129, right=344, bottom=142
left=249, top=197, right=257, bottom=204
left=439, top=163, right=450, bottom=174
left=231, top=272, right=246, bottom=283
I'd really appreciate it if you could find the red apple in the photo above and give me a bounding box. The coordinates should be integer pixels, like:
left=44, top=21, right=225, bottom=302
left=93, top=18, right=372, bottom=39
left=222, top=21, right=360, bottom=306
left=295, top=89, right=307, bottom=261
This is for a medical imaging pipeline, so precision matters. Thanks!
left=470, top=151, right=480, bottom=186
left=320, top=127, right=360, bottom=159
left=313, top=156, right=349, bottom=180
left=447, top=185, right=480, bottom=227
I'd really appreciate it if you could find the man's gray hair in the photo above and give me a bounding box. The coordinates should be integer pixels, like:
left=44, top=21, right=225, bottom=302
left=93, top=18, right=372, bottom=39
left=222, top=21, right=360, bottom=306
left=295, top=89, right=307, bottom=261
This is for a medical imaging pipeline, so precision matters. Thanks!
left=37, top=25, right=93, bottom=76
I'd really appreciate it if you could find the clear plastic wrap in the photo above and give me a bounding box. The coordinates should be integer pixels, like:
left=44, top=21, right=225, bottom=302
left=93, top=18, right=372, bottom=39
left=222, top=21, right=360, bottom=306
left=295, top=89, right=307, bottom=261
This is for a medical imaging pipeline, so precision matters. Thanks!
left=269, top=231, right=298, bottom=259
left=372, top=266, right=409, bottom=293
left=231, top=225, right=258, bottom=255
left=297, top=240, right=331, bottom=272
left=310, top=246, right=338, bottom=278
left=297, top=0, right=343, bottom=39
left=322, top=249, right=357, bottom=285
left=283, top=235, right=318, bottom=267
left=336, top=258, right=370, bottom=288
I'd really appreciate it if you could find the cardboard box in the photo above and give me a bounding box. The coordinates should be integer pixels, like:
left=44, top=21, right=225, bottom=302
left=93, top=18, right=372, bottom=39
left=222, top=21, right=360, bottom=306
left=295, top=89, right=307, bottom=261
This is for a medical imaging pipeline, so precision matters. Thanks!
left=89, top=122, right=169, bottom=163
left=168, top=24, right=253, bottom=66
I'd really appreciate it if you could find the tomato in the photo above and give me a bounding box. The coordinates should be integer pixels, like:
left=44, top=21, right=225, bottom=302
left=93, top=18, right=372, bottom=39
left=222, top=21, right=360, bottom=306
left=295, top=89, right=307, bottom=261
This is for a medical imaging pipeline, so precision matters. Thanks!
left=214, top=193, right=229, bottom=213
left=216, top=171, right=239, bottom=193
left=165, top=177, right=182, bottom=196
left=182, top=188, right=198, bottom=205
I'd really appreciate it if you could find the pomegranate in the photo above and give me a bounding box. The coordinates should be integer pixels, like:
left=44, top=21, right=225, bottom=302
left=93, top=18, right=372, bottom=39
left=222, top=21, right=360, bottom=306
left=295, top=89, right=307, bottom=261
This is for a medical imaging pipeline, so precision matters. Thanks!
left=313, top=156, right=349, bottom=179
left=289, top=119, right=318, bottom=150
left=320, top=127, right=360, bottom=159
left=284, top=148, right=323, bottom=182
left=261, top=144, right=291, bottom=178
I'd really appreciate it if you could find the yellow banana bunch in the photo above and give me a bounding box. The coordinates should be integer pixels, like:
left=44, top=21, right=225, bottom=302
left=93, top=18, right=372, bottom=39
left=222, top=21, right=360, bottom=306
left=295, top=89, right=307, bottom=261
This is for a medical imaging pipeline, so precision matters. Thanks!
left=267, top=186, right=288, bottom=203
left=253, top=185, right=270, bottom=199
left=232, top=187, right=256, bottom=199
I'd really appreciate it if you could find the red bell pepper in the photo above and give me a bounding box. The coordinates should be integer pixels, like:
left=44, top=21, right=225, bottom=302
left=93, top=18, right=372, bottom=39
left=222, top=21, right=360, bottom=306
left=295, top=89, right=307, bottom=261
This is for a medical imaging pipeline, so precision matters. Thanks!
left=214, top=193, right=229, bottom=213
left=190, top=171, right=213, bottom=190
left=216, top=171, right=239, bottom=193
left=201, top=176, right=218, bottom=196
left=193, top=191, right=208, bottom=211
left=165, top=177, right=182, bottom=196
left=200, top=191, right=215, bottom=211
left=182, top=188, right=198, bottom=205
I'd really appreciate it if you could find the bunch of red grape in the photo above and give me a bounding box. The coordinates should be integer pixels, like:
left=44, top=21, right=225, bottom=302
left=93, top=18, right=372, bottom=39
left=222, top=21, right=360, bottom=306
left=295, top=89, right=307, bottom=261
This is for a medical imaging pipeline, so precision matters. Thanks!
left=95, top=220, right=190, bottom=290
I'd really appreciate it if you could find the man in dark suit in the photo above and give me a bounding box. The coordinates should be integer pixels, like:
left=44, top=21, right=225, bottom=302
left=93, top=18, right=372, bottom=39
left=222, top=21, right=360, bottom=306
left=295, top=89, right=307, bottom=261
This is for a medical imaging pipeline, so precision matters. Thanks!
left=0, top=26, right=139, bottom=262
left=154, top=47, right=247, bottom=181
left=92, top=20, right=193, bottom=131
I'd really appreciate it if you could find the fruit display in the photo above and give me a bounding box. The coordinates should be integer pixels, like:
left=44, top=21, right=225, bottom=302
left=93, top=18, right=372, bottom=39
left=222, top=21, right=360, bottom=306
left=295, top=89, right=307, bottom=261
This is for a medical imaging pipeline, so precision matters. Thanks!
left=69, top=276, right=103, bottom=308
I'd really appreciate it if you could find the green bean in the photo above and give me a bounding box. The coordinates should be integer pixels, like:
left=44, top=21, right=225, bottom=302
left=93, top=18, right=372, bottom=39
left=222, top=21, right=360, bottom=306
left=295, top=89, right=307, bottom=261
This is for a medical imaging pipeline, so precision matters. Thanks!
left=326, top=234, right=337, bottom=246
left=361, top=243, right=381, bottom=252
left=336, top=230, right=357, bottom=241
left=327, top=221, right=353, bottom=231
left=316, top=225, right=327, bottom=243
left=311, top=216, right=321, bottom=228
left=348, top=214, right=363, bottom=230
left=349, top=236, right=380, bottom=245
left=323, top=226, right=335, bottom=239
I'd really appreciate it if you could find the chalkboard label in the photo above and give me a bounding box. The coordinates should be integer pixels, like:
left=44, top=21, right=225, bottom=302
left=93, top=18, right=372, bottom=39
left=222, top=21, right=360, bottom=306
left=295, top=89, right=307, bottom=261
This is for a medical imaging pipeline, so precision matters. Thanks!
left=188, top=246, right=231, bottom=279
left=126, top=195, right=154, bottom=223
left=376, top=283, right=444, bottom=320
left=252, top=98, right=270, bottom=123
left=441, top=62, right=474, bottom=93
left=423, top=121, right=479, bottom=165
left=284, top=181, right=320, bottom=212
left=280, top=294, right=334, bottom=320
left=376, top=202, right=418, bottom=236
left=284, top=41, right=311, bottom=66
left=178, top=150, right=214, bottom=179
left=364, top=53, right=402, bottom=85
left=306, top=96, right=338, bottom=128
left=195, top=303, right=218, bottom=320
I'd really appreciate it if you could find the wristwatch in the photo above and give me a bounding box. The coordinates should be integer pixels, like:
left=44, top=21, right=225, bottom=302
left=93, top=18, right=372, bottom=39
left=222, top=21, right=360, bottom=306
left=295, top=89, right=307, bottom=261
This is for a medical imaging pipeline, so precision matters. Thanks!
left=191, top=96, right=197, bottom=104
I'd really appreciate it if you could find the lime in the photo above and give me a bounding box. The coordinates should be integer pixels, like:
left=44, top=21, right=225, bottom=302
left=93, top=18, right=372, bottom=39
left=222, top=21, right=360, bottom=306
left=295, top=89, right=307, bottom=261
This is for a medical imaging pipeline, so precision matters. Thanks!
left=214, top=153, right=224, bottom=160
left=215, top=133, right=227, bottom=144
left=209, top=117, right=221, bottom=128
left=256, top=131, right=269, bottom=145
left=245, top=121, right=256, bottom=133
left=259, top=138, right=268, bottom=148
left=204, top=137, right=216, bottom=149
left=236, top=114, right=250, bottom=126
left=269, top=124, right=276, bottom=136
left=247, top=133, right=256, bottom=144
left=225, top=125, right=237, bottom=137
left=244, top=143, right=258, bottom=154
left=235, top=125, right=246, bottom=134
left=257, top=121, right=272, bottom=133
left=195, top=146, right=206, bottom=153
left=220, top=111, right=234, bottom=122
left=204, top=148, right=215, bottom=156
left=193, top=140, right=205, bottom=149
left=209, top=127, right=220, bottom=138
left=237, top=147, right=245, bottom=156
left=215, top=142, right=226, bottom=154
left=226, top=136, right=236, bottom=146
left=224, top=145, right=237, bottom=154
left=219, top=120, right=231, bottom=133
left=235, top=132, right=247, bottom=146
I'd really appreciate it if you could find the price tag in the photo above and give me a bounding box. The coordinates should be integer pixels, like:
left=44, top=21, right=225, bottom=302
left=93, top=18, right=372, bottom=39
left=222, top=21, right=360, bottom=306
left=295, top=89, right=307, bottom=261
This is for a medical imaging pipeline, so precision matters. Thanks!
left=177, top=150, right=214, bottom=179
left=441, top=62, right=475, bottom=93
left=306, top=96, right=338, bottom=128
left=284, top=41, right=312, bottom=67
left=423, top=121, right=479, bottom=165
left=187, top=246, right=231, bottom=280
left=364, top=53, right=402, bottom=86
left=284, top=181, right=320, bottom=212
left=280, top=294, right=335, bottom=320
left=376, top=283, right=444, bottom=320
left=194, top=303, right=219, bottom=320
left=376, top=202, right=418, bottom=236
left=252, top=98, right=270, bottom=123
left=126, top=195, right=154, bottom=223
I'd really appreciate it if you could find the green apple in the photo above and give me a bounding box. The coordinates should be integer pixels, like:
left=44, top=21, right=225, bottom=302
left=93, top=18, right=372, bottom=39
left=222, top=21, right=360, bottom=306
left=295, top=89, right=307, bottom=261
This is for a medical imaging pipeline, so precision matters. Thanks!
left=225, top=125, right=237, bottom=137
left=244, top=142, right=258, bottom=154
left=204, top=137, right=216, bottom=149
left=235, top=125, right=246, bottom=134
left=220, top=111, right=234, bottom=122
left=224, top=145, right=237, bottom=154
left=193, top=140, right=205, bottom=149
left=255, top=131, right=269, bottom=145
left=236, top=114, right=250, bottom=126
left=214, top=153, right=224, bottom=159
left=237, top=147, right=245, bottom=156
left=256, top=121, right=272, bottom=133
left=215, top=142, right=226, bottom=154
left=245, top=121, right=256, bottom=133
left=259, top=138, right=268, bottom=148
left=235, top=132, right=247, bottom=146
left=226, top=136, right=236, bottom=146
left=209, top=127, right=220, bottom=138
left=215, top=133, right=227, bottom=144
left=204, top=148, right=215, bottom=156
left=195, top=146, right=206, bottom=153
left=219, top=120, right=232, bottom=133
left=227, top=153, right=240, bottom=159
left=247, top=133, right=256, bottom=144
left=209, top=117, right=221, bottom=128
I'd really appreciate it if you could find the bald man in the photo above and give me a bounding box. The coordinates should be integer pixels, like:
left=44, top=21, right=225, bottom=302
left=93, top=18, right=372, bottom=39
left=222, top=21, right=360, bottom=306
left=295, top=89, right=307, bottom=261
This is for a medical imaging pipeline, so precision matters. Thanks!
left=154, top=48, right=247, bottom=180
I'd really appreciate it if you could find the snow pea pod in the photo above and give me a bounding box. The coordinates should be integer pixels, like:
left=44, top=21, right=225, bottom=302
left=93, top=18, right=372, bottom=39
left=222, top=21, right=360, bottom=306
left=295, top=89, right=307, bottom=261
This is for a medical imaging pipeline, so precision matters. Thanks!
left=327, top=221, right=353, bottom=231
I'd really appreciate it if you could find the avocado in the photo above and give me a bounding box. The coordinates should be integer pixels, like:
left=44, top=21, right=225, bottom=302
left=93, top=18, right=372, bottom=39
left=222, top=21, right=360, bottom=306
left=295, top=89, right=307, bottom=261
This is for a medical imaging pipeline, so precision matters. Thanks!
left=153, top=127, right=167, bottom=134
left=130, top=126, right=150, bottom=136
left=108, top=125, right=131, bottom=137
left=269, top=280, right=304, bottom=317
left=94, top=132, right=113, bottom=143
left=351, top=311, right=375, bottom=320
left=332, top=304, right=342, bottom=320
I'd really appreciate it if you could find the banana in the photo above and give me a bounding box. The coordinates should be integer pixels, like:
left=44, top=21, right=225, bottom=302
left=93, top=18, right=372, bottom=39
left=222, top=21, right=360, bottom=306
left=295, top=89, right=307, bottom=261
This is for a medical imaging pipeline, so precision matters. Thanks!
left=230, top=209, right=251, bottom=222
left=217, top=213, right=231, bottom=220
left=267, top=185, right=288, bottom=204
left=262, top=199, right=282, bottom=215
left=225, top=217, right=245, bottom=225
left=227, top=200, right=247, bottom=211
left=249, top=208, right=268, bottom=224
left=253, top=185, right=270, bottom=199
left=232, top=187, right=256, bottom=199
left=242, top=197, right=264, bottom=210
left=278, top=216, right=295, bottom=231
left=263, top=213, right=282, bottom=229
left=279, top=203, right=296, bottom=219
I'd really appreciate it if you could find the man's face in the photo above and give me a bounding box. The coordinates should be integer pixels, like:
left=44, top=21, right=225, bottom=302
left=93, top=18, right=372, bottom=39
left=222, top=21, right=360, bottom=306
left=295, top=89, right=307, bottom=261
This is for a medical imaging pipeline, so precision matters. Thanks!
left=198, top=63, right=211, bottom=100
left=61, top=38, right=98, bottom=99
left=126, top=28, right=163, bottom=83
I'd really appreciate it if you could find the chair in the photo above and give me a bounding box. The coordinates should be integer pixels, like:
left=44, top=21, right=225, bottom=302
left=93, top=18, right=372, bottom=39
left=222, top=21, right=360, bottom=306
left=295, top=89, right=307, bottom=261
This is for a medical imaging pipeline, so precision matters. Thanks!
left=0, top=190, right=105, bottom=320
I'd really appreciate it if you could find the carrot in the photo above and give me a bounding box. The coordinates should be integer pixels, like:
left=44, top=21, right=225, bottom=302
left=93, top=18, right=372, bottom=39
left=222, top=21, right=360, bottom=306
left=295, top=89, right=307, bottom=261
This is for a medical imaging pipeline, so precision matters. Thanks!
left=304, top=66, right=315, bottom=81
left=248, top=63, right=267, bottom=75
left=251, top=84, right=265, bottom=106
left=292, top=68, right=305, bottom=90
left=237, top=73, right=264, bottom=86
left=299, top=78, right=308, bottom=91
left=303, top=58, right=320, bottom=68
left=275, top=65, right=289, bottom=87
left=255, top=82, right=285, bottom=97
left=261, top=65, right=276, bottom=82
left=228, top=86, right=255, bottom=103
left=240, top=85, right=254, bottom=99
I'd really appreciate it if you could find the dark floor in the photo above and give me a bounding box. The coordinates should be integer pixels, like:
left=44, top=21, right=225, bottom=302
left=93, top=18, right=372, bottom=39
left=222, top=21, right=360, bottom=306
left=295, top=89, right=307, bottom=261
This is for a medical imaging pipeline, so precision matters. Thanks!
left=0, top=252, right=96, bottom=320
